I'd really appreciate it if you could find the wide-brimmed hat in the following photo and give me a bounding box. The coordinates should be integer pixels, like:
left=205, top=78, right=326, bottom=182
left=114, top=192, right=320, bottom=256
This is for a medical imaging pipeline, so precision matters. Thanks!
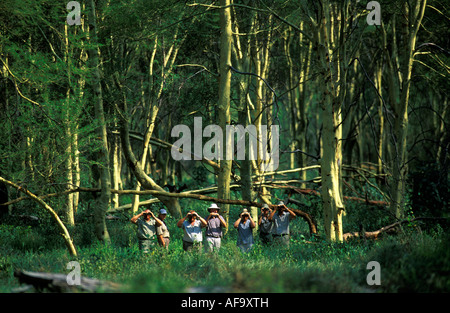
left=277, top=201, right=285, bottom=206
left=208, top=203, right=220, bottom=211
left=262, top=203, right=270, bottom=210
left=241, top=208, right=250, bottom=216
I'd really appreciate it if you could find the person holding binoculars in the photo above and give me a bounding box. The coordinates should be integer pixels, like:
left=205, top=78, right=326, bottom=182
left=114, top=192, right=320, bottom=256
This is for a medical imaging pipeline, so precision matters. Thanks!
left=234, top=208, right=256, bottom=253
left=130, top=209, right=164, bottom=254
left=268, top=201, right=296, bottom=247
left=177, top=210, right=207, bottom=252
left=204, top=203, right=227, bottom=252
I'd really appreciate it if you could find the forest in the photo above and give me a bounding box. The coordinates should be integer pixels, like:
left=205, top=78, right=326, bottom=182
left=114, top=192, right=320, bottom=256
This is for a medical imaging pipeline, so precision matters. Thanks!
left=0, top=0, right=449, bottom=294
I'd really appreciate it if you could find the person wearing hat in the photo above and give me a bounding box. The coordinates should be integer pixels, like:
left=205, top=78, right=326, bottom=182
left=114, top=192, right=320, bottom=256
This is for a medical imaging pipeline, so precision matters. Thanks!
left=156, top=208, right=170, bottom=250
left=258, top=203, right=273, bottom=245
left=204, top=203, right=227, bottom=252
left=268, top=201, right=296, bottom=247
left=177, top=210, right=207, bottom=252
left=130, top=208, right=164, bottom=253
left=234, top=208, right=256, bottom=253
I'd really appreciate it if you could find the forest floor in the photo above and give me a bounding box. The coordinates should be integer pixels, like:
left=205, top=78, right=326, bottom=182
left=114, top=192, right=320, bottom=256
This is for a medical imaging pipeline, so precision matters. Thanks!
left=1, top=213, right=449, bottom=293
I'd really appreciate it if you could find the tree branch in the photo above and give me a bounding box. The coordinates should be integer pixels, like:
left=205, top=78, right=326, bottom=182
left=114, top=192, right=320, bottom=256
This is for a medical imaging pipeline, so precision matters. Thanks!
left=0, top=176, right=77, bottom=257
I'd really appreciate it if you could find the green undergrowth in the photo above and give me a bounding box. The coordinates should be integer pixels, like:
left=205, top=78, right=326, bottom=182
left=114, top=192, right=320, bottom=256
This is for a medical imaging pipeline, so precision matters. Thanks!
left=1, top=218, right=449, bottom=293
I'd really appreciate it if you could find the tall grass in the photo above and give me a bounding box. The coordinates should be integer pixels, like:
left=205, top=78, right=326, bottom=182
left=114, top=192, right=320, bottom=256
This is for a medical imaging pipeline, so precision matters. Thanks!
left=1, top=200, right=449, bottom=293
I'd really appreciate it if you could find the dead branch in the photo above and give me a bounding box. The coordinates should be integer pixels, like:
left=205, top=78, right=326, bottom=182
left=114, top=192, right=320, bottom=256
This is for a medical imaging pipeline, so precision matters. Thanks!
left=285, top=197, right=318, bottom=235
left=0, top=176, right=77, bottom=257
left=14, top=270, right=121, bottom=293
left=270, top=184, right=389, bottom=207
left=343, top=217, right=449, bottom=241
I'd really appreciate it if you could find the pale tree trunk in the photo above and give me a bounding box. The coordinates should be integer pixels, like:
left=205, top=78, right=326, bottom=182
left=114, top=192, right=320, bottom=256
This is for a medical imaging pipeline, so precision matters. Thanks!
left=285, top=24, right=311, bottom=188
left=388, top=0, right=427, bottom=219
left=251, top=13, right=273, bottom=206
left=73, top=129, right=80, bottom=213
left=116, top=74, right=182, bottom=217
left=318, top=1, right=345, bottom=242
left=297, top=37, right=312, bottom=188
left=88, top=0, right=111, bottom=242
left=120, top=114, right=182, bottom=218
left=73, top=7, right=87, bottom=214
left=232, top=9, right=258, bottom=229
left=25, top=35, right=35, bottom=182
left=111, top=125, right=121, bottom=209
left=375, top=60, right=384, bottom=177
left=374, top=56, right=387, bottom=189
left=64, top=22, right=75, bottom=226
left=217, top=0, right=233, bottom=230
left=64, top=107, right=74, bottom=226
left=130, top=30, right=182, bottom=213
left=131, top=39, right=158, bottom=214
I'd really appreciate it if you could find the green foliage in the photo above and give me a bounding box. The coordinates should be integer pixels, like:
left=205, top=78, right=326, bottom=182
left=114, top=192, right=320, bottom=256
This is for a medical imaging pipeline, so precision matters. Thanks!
left=1, top=215, right=449, bottom=293
left=364, top=233, right=450, bottom=292
left=0, top=0, right=448, bottom=295
left=410, top=164, right=449, bottom=218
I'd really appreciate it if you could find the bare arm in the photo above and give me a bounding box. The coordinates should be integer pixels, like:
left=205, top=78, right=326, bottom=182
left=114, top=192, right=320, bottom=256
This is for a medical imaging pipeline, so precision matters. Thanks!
left=157, top=234, right=165, bottom=247
left=130, top=211, right=146, bottom=224
left=146, top=210, right=163, bottom=227
left=196, top=213, right=207, bottom=227
left=268, top=208, right=277, bottom=221
left=249, top=216, right=256, bottom=229
left=177, top=214, right=189, bottom=228
left=233, top=216, right=241, bottom=229
left=284, top=206, right=297, bottom=220
left=218, top=215, right=228, bottom=228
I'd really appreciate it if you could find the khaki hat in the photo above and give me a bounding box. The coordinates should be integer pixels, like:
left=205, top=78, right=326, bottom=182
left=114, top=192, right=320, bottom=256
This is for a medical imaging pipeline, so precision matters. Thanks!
left=241, top=208, right=250, bottom=216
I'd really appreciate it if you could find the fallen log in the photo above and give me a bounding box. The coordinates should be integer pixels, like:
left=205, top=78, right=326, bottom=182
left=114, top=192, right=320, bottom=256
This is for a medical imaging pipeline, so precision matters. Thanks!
left=14, top=270, right=121, bottom=293
left=343, top=217, right=450, bottom=241
left=2, top=182, right=389, bottom=210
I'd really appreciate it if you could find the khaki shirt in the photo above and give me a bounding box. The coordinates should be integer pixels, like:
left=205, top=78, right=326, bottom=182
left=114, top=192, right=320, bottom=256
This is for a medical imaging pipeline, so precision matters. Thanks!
left=136, top=218, right=156, bottom=240
left=156, top=221, right=170, bottom=238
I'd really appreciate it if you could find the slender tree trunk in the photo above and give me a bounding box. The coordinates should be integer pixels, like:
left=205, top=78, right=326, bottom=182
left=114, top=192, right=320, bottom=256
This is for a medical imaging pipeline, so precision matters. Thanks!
left=388, top=0, right=427, bottom=218
left=111, top=125, right=121, bottom=209
left=88, top=0, right=111, bottom=242
left=73, top=8, right=87, bottom=215
left=217, top=0, right=233, bottom=230
left=117, top=80, right=182, bottom=217
left=375, top=60, right=384, bottom=178
left=318, top=1, right=345, bottom=242
left=63, top=23, right=75, bottom=226
left=232, top=8, right=258, bottom=230
left=130, top=32, right=182, bottom=213
left=73, top=129, right=80, bottom=213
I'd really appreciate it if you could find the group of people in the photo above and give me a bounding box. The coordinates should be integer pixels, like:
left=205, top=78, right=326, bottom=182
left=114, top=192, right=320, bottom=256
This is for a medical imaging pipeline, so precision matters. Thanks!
left=130, top=201, right=297, bottom=254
